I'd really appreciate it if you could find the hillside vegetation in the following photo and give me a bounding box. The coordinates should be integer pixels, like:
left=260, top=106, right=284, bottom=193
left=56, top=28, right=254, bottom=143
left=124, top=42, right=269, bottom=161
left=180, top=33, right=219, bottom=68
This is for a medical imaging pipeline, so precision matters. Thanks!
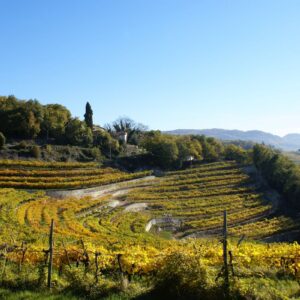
left=1, top=96, right=300, bottom=299
left=253, top=145, right=300, bottom=209
left=0, top=159, right=151, bottom=189
left=125, top=161, right=299, bottom=239
left=165, top=129, right=300, bottom=151
left=0, top=159, right=299, bottom=298
left=285, top=151, right=300, bottom=165
left=0, top=96, right=251, bottom=167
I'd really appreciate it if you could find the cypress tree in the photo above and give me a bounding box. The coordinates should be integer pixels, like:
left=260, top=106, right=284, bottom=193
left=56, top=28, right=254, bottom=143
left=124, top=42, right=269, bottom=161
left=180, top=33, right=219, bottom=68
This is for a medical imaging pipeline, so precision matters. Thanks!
left=84, top=102, right=93, bottom=129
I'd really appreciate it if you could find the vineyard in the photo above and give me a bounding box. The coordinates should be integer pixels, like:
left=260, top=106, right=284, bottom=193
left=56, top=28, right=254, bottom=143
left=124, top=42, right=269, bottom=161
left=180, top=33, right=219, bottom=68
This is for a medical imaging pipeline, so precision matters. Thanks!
left=124, top=161, right=299, bottom=239
left=0, top=160, right=299, bottom=299
left=0, top=159, right=151, bottom=189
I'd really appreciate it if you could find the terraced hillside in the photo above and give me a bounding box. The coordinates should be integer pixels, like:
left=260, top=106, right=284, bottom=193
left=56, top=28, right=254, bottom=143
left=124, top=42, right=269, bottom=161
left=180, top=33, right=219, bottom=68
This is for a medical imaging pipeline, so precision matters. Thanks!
left=0, top=159, right=151, bottom=189
left=0, top=160, right=297, bottom=247
left=124, top=161, right=299, bottom=239
left=0, top=159, right=300, bottom=299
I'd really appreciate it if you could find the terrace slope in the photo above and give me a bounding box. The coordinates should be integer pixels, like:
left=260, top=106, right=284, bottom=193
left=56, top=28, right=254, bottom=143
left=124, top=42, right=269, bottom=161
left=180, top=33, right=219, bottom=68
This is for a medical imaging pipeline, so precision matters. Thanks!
left=0, top=159, right=151, bottom=189
left=0, top=159, right=298, bottom=245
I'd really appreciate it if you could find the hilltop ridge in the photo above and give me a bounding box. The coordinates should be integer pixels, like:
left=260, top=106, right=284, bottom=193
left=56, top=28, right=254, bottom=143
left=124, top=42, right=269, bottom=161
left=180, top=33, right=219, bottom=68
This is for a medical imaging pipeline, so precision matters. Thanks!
left=164, top=128, right=300, bottom=151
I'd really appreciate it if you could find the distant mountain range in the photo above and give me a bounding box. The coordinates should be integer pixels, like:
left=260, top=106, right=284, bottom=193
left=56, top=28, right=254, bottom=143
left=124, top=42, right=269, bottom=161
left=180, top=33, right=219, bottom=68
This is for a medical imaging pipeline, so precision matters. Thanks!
left=164, top=129, right=300, bottom=151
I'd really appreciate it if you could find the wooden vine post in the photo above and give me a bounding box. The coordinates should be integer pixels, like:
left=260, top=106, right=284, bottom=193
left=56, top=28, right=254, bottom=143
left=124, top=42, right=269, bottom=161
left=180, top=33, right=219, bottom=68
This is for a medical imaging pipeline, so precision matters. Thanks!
left=19, top=241, right=27, bottom=271
left=117, top=254, right=128, bottom=290
left=95, top=252, right=99, bottom=283
left=62, top=241, right=71, bottom=269
left=47, top=219, right=54, bottom=290
left=223, top=210, right=229, bottom=299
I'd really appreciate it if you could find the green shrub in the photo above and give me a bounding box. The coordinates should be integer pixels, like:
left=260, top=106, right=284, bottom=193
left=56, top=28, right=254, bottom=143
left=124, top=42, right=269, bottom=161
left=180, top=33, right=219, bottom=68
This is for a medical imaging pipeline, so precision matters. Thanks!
left=0, top=132, right=5, bottom=149
left=64, top=268, right=120, bottom=299
left=31, top=145, right=41, bottom=159
left=45, top=144, right=52, bottom=154
left=253, top=144, right=300, bottom=208
left=224, top=144, right=248, bottom=163
left=90, top=147, right=102, bottom=161
left=153, top=252, right=208, bottom=299
left=18, top=140, right=28, bottom=150
left=93, top=130, right=120, bottom=158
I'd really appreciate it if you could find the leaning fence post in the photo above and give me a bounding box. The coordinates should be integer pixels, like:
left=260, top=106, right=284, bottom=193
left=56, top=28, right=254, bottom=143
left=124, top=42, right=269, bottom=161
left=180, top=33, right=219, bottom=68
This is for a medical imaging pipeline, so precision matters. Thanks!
left=62, top=241, right=71, bottom=269
left=229, top=250, right=235, bottom=277
left=117, top=254, right=128, bottom=290
left=1, top=245, right=7, bottom=283
left=95, top=252, right=99, bottom=283
left=223, top=210, right=229, bottom=299
left=19, top=241, right=26, bottom=272
left=47, top=219, right=54, bottom=290
left=80, top=239, right=90, bottom=273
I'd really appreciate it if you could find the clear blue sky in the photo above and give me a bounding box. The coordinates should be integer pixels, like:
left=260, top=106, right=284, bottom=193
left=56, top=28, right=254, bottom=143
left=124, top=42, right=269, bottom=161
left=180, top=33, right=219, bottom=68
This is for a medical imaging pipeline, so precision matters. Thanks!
left=1, top=0, right=299, bottom=136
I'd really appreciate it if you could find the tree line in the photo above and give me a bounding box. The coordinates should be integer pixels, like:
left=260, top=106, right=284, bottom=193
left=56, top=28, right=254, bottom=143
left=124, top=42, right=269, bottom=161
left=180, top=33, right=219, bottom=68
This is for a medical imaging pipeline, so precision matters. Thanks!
left=0, top=95, right=93, bottom=144
left=0, top=95, right=251, bottom=167
left=141, top=131, right=250, bottom=169
left=253, top=144, right=300, bottom=209
left=0, top=96, right=124, bottom=157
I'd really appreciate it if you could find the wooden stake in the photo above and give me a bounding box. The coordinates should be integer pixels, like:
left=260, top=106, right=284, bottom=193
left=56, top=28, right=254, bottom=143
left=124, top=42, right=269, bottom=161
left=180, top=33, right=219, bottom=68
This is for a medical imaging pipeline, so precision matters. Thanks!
left=62, top=241, right=71, bottom=269
left=95, top=252, right=99, bottom=283
left=229, top=250, right=235, bottom=277
left=117, top=254, right=128, bottom=290
left=1, top=245, right=7, bottom=283
left=19, top=242, right=25, bottom=272
left=80, top=239, right=90, bottom=273
left=47, top=219, right=54, bottom=290
left=223, top=210, right=229, bottom=299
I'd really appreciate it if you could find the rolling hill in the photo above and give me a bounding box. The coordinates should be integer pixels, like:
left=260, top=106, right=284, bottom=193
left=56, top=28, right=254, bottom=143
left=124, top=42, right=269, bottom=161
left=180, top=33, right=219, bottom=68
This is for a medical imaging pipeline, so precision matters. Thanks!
left=164, top=129, right=300, bottom=151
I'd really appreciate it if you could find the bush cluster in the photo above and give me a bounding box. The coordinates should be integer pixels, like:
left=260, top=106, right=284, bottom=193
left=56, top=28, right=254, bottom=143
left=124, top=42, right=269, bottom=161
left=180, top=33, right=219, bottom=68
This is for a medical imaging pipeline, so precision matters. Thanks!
left=253, top=144, right=300, bottom=208
left=141, top=131, right=249, bottom=169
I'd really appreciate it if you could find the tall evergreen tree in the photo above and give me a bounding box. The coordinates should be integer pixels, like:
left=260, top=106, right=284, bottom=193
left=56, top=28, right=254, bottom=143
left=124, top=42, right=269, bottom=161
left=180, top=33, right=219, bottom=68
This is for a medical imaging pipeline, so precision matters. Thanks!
left=84, top=102, right=93, bottom=129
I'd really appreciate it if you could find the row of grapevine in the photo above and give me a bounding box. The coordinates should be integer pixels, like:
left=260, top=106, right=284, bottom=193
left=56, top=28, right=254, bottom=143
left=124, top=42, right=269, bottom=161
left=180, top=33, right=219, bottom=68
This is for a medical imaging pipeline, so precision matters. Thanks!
left=0, top=159, right=152, bottom=189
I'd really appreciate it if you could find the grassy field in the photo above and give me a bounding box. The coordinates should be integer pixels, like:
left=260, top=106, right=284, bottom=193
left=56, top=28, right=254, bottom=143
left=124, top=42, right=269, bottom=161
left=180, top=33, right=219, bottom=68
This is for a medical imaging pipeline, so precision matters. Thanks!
left=0, top=160, right=299, bottom=299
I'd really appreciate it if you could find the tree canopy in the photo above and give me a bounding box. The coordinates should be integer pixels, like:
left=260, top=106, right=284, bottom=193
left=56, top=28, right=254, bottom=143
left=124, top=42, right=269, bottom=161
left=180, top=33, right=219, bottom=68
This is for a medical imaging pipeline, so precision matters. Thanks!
left=65, top=118, right=93, bottom=147
left=0, top=96, right=71, bottom=140
left=106, top=117, right=148, bottom=145
left=253, top=144, right=300, bottom=208
left=0, top=95, right=253, bottom=168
